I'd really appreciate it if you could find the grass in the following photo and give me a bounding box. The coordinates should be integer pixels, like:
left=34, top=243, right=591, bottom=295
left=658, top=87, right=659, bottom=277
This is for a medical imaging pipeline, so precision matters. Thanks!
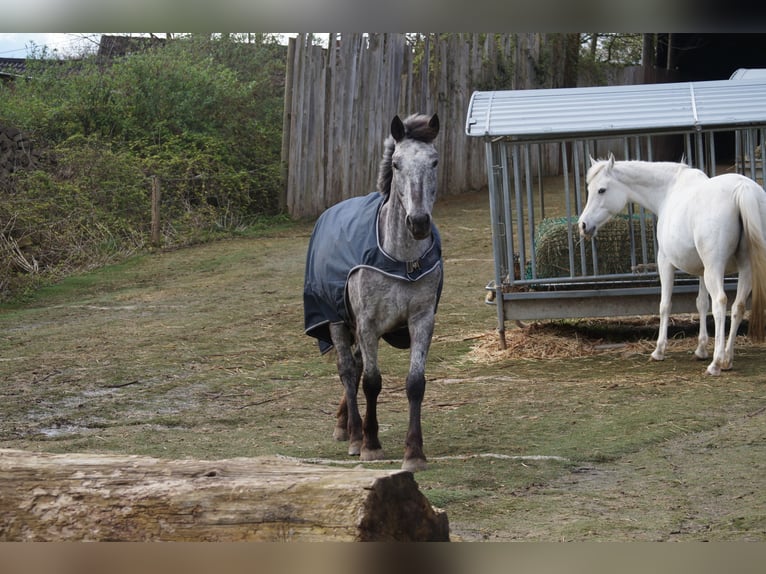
left=1, top=189, right=765, bottom=541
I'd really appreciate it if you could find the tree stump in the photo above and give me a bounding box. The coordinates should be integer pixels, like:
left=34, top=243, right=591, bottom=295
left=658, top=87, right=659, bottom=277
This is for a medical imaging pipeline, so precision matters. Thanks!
left=0, top=449, right=449, bottom=541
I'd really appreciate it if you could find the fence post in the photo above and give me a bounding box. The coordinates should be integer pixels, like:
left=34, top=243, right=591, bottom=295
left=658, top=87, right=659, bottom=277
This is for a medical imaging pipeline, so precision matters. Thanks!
left=151, top=176, right=161, bottom=248
left=280, top=37, right=296, bottom=215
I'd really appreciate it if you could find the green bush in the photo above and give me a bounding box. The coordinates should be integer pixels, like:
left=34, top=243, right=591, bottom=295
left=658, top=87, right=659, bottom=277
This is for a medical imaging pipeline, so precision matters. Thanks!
left=0, top=35, right=286, bottom=301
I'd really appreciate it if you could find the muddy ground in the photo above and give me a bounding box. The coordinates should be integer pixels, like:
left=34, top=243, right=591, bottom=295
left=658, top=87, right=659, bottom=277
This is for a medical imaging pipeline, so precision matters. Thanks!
left=1, top=190, right=764, bottom=541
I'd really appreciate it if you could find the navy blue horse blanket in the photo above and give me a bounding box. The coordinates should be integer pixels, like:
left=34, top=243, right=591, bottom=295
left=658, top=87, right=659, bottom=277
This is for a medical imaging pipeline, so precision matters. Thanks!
left=303, top=192, right=443, bottom=354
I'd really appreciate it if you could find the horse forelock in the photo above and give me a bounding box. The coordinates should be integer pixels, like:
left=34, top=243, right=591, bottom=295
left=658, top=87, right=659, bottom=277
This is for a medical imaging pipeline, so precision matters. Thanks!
left=586, top=159, right=610, bottom=185
left=377, top=114, right=438, bottom=197
left=400, top=114, right=439, bottom=143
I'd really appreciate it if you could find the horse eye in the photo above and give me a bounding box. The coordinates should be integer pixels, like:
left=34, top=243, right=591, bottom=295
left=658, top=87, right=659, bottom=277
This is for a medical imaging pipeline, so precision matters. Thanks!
left=392, top=161, right=400, bottom=170
left=431, top=159, right=439, bottom=168
left=598, top=187, right=606, bottom=195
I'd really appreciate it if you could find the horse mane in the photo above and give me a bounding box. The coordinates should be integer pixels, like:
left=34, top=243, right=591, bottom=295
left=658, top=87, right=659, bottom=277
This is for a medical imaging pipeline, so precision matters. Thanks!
left=588, top=156, right=692, bottom=185
left=377, top=114, right=438, bottom=197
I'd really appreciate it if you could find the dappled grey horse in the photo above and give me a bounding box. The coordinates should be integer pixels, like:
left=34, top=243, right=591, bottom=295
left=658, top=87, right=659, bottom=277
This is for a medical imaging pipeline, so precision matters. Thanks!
left=304, top=113, right=442, bottom=471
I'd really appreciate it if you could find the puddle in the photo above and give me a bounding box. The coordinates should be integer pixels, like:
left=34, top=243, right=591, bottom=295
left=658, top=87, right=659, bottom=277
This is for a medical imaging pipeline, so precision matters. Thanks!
left=37, top=425, right=90, bottom=438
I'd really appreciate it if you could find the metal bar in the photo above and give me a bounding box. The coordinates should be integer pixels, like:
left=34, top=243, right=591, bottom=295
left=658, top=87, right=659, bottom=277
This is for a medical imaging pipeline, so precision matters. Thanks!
left=588, top=139, right=599, bottom=276
left=537, top=144, right=545, bottom=219
left=512, top=144, right=525, bottom=280
left=760, top=127, right=766, bottom=186
left=735, top=129, right=743, bottom=174
left=696, top=131, right=705, bottom=173
left=748, top=128, right=758, bottom=181
left=562, top=140, right=576, bottom=277
left=623, top=137, right=639, bottom=272
left=499, top=143, right=514, bottom=282
left=524, top=144, right=537, bottom=279
left=684, top=133, right=693, bottom=166
left=485, top=140, right=508, bottom=345
left=573, top=140, right=588, bottom=277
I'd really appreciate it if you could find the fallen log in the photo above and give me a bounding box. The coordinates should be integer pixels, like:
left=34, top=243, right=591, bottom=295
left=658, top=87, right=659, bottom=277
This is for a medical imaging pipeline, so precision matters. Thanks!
left=0, top=449, right=449, bottom=541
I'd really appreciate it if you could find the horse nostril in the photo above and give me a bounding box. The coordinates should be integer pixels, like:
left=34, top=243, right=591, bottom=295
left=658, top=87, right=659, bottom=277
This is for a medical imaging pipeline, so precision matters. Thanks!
left=406, top=214, right=431, bottom=238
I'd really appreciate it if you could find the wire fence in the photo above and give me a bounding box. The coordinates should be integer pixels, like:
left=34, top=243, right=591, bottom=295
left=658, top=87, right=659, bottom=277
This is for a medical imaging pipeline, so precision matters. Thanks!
left=0, top=169, right=279, bottom=300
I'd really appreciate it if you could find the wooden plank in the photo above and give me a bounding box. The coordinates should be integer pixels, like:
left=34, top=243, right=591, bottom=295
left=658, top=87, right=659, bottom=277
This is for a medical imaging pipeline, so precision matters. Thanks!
left=0, top=449, right=449, bottom=542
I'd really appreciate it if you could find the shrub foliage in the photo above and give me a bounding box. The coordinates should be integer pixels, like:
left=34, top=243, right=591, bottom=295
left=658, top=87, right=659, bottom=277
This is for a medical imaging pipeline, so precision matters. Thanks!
left=0, top=34, right=286, bottom=300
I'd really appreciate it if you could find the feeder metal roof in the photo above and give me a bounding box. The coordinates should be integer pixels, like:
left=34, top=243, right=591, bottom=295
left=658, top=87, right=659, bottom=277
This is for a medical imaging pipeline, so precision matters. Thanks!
left=465, top=77, right=766, bottom=141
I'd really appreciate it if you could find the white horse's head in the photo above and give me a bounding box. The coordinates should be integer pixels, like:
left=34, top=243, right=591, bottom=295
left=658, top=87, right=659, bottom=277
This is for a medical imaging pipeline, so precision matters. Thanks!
left=578, top=153, right=631, bottom=239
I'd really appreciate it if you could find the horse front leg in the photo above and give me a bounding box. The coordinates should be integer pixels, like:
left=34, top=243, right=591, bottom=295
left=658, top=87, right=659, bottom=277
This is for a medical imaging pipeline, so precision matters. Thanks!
left=329, top=323, right=363, bottom=455
left=357, top=330, right=384, bottom=462
left=402, top=311, right=435, bottom=473
left=651, top=254, right=675, bottom=362
left=694, top=279, right=710, bottom=360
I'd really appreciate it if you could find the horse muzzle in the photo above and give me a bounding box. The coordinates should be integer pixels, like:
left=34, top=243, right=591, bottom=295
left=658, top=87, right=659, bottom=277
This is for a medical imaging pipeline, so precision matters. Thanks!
left=406, top=213, right=432, bottom=240
left=578, top=219, right=596, bottom=239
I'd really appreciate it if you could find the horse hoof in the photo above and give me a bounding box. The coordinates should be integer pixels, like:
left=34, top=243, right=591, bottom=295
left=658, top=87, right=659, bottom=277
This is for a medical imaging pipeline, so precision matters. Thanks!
left=402, top=458, right=428, bottom=473
left=706, top=364, right=721, bottom=376
left=333, top=427, right=349, bottom=441
left=650, top=351, right=664, bottom=361
left=348, top=440, right=362, bottom=456
left=694, top=349, right=709, bottom=360
left=360, top=448, right=385, bottom=461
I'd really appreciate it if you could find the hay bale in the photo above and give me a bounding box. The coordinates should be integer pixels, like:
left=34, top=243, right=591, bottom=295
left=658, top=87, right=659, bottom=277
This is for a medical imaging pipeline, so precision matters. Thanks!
left=534, top=215, right=656, bottom=278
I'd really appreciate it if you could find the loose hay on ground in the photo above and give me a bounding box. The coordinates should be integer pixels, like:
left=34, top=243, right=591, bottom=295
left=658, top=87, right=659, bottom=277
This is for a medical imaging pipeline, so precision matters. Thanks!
left=468, top=316, right=761, bottom=362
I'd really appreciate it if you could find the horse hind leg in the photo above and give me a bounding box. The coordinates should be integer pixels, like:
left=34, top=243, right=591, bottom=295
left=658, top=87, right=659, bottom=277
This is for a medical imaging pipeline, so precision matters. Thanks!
left=332, top=349, right=362, bottom=444
left=703, top=269, right=729, bottom=376
left=694, top=279, right=710, bottom=360
left=333, top=396, right=349, bottom=441
left=333, top=343, right=361, bottom=441
left=329, top=323, right=363, bottom=455
left=724, top=257, right=752, bottom=371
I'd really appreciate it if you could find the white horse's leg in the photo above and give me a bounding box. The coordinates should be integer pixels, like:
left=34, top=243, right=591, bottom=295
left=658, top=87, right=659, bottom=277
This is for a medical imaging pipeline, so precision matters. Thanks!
left=694, top=279, right=710, bottom=360
left=703, top=266, right=728, bottom=376
left=651, top=254, right=676, bottom=361
left=725, top=255, right=752, bottom=370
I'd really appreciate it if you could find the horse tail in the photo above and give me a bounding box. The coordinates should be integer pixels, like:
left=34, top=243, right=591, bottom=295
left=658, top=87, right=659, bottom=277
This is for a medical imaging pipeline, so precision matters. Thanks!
left=735, top=180, right=766, bottom=341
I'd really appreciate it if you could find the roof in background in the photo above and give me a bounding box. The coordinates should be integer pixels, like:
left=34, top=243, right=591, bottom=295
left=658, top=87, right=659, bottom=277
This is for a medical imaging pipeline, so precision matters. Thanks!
left=465, top=74, right=766, bottom=141
left=730, top=68, right=766, bottom=80
left=0, top=57, right=27, bottom=78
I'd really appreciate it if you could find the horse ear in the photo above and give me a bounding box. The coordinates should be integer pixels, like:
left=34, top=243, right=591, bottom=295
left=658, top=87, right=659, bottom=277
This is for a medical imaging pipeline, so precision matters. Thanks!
left=607, top=152, right=615, bottom=169
left=589, top=154, right=597, bottom=166
left=429, top=113, right=440, bottom=135
left=391, top=115, right=405, bottom=142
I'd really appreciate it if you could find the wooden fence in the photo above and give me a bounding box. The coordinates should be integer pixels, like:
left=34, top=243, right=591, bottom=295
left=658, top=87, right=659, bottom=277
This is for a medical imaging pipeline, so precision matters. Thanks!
left=282, top=33, right=519, bottom=219
left=281, top=33, right=656, bottom=219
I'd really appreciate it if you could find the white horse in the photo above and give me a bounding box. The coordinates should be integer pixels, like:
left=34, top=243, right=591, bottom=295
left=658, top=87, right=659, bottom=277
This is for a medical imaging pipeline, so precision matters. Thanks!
left=578, top=154, right=766, bottom=375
